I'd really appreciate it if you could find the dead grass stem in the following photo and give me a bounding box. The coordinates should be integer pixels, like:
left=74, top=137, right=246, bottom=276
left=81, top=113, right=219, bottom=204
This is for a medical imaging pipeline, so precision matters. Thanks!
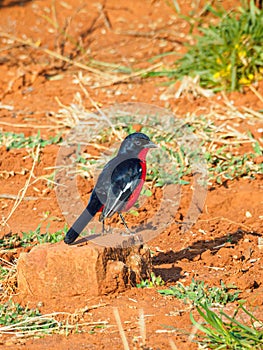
left=1, top=145, right=40, bottom=228
left=0, top=121, right=63, bottom=129
left=0, top=302, right=109, bottom=337
left=113, top=307, right=130, bottom=350
left=0, top=258, right=17, bottom=300
left=0, top=32, right=112, bottom=79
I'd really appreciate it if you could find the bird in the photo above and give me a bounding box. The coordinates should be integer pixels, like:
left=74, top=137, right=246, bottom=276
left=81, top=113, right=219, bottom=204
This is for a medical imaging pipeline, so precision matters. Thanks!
left=64, top=132, right=157, bottom=244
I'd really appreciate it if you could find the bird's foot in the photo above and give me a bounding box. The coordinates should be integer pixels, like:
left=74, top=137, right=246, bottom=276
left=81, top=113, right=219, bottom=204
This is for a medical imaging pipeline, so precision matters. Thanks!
left=101, top=220, right=111, bottom=236
left=101, top=227, right=113, bottom=236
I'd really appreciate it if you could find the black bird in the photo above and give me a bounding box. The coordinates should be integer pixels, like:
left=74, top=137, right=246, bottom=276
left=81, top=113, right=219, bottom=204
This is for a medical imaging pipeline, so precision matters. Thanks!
left=64, top=132, right=157, bottom=244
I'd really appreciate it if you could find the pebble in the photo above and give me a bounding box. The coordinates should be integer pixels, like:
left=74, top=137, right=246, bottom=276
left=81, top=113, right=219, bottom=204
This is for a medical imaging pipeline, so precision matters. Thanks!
left=245, top=211, right=252, bottom=218
left=258, top=237, right=263, bottom=249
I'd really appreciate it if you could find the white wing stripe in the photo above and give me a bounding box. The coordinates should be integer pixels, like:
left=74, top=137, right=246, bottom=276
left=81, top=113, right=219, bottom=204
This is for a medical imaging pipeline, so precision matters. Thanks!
left=105, top=181, right=133, bottom=217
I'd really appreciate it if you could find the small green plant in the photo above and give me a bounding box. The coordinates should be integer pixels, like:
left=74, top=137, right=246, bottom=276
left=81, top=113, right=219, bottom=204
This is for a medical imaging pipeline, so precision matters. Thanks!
left=0, top=266, right=9, bottom=280
left=205, top=146, right=263, bottom=184
left=191, top=302, right=263, bottom=349
left=21, top=224, right=67, bottom=245
left=0, top=225, right=67, bottom=249
left=0, top=299, right=64, bottom=337
left=158, top=279, right=240, bottom=306
left=0, top=299, right=109, bottom=337
left=148, top=1, right=263, bottom=91
left=136, top=272, right=165, bottom=288
left=0, top=300, right=62, bottom=336
left=0, top=300, right=42, bottom=326
left=0, top=131, right=62, bottom=150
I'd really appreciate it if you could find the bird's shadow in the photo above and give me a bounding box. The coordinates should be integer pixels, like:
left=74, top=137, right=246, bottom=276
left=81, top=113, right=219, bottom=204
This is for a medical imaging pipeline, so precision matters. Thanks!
left=134, top=221, right=158, bottom=232
left=0, top=0, right=32, bottom=8
left=152, top=229, right=262, bottom=283
left=153, top=266, right=183, bottom=283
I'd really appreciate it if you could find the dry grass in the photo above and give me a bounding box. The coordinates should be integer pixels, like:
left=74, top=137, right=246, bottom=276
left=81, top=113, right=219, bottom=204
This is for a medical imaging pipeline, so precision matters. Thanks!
left=1, top=145, right=40, bottom=228
left=0, top=257, right=17, bottom=300
left=0, top=306, right=109, bottom=337
left=0, top=31, right=162, bottom=92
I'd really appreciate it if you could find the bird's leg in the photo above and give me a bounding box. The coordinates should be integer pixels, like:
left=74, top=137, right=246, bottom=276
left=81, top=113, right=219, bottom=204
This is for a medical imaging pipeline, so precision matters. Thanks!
left=119, top=213, right=134, bottom=235
left=101, top=218, right=113, bottom=235
left=102, top=219, right=105, bottom=235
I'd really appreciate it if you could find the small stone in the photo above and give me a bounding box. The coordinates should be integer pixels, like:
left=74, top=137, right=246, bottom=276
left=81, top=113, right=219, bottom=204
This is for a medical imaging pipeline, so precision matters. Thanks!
left=258, top=237, right=263, bottom=250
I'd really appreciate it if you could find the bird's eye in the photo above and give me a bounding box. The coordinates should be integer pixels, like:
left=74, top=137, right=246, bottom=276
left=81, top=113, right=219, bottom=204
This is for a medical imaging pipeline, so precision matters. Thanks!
left=135, top=140, right=141, bottom=145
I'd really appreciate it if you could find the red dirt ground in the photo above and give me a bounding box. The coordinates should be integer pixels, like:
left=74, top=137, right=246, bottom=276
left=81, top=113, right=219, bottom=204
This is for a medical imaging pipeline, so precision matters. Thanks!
left=0, top=0, right=262, bottom=349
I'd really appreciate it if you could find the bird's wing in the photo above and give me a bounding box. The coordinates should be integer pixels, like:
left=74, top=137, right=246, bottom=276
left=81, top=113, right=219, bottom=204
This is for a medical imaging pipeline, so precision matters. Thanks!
left=100, top=158, right=142, bottom=219
left=92, top=156, right=118, bottom=204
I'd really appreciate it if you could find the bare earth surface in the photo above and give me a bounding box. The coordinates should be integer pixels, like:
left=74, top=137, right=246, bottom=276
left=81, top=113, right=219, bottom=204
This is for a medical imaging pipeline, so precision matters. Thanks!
left=0, top=0, right=262, bottom=349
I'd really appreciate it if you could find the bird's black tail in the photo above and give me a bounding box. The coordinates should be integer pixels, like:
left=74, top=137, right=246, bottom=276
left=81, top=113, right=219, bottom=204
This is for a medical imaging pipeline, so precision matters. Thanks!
left=64, top=208, right=94, bottom=244
left=64, top=192, right=103, bottom=244
left=64, top=227, right=80, bottom=244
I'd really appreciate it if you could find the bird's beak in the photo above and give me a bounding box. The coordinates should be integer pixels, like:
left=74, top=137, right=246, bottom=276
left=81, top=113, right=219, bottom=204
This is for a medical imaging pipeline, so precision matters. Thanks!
left=145, top=140, right=158, bottom=149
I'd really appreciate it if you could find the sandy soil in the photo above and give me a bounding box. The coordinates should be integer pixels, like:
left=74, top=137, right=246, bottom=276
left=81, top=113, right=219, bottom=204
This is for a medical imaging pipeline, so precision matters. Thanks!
left=0, top=0, right=262, bottom=349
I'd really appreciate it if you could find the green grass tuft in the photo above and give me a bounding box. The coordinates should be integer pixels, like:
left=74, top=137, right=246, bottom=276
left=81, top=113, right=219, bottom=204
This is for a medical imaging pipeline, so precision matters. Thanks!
left=137, top=272, right=165, bottom=288
left=0, top=131, right=62, bottom=150
left=191, top=302, right=263, bottom=349
left=0, top=300, right=42, bottom=326
left=158, top=279, right=240, bottom=307
left=147, top=1, right=263, bottom=91
left=0, top=225, right=67, bottom=249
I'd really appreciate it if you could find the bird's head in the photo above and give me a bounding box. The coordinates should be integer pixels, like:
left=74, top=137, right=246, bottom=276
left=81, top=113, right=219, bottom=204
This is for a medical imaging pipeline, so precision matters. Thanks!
left=118, top=132, right=157, bottom=160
